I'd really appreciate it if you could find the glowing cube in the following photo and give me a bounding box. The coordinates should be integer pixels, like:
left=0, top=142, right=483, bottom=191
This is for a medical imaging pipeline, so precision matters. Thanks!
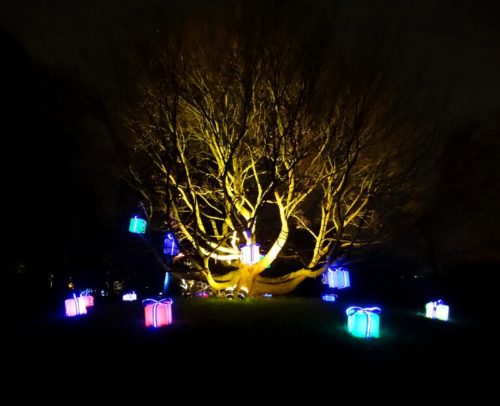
left=129, top=216, right=147, bottom=234
left=322, top=267, right=350, bottom=289
left=322, top=293, right=337, bottom=302
left=163, top=232, right=180, bottom=256
left=346, top=306, right=381, bottom=338
left=123, top=292, right=137, bottom=301
left=80, top=294, right=94, bottom=308
left=65, top=296, right=87, bottom=317
left=425, top=300, right=449, bottom=321
left=240, top=243, right=260, bottom=264
left=144, top=298, right=173, bottom=328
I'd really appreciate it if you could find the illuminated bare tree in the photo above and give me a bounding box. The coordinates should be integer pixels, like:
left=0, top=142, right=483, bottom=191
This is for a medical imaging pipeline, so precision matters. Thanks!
left=122, top=6, right=427, bottom=296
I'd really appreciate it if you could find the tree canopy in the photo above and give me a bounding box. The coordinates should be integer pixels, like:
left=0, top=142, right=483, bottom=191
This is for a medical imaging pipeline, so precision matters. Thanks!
left=121, top=2, right=438, bottom=296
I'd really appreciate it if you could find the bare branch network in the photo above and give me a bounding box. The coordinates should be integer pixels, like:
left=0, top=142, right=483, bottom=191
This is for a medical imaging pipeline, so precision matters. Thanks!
left=122, top=9, right=434, bottom=296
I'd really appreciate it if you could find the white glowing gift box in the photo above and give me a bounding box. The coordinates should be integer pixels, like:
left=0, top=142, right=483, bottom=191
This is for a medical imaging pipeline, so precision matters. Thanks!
left=346, top=306, right=381, bottom=338
left=143, top=298, right=173, bottom=328
left=322, top=266, right=350, bottom=289
left=122, top=291, right=137, bottom=302
left=65, top=295, right=88, bottom=317
left=240, top=243, right=260, bottom=264
left=425, top=300, right=449, bottom=321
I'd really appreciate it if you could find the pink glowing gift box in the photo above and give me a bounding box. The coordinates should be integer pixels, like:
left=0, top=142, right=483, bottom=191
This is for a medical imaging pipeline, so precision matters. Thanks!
left=65, top=295, right=88, bottom=317
left=80, top=293, right=94, bottom=308
left=143, top=298, right=174, bottom=328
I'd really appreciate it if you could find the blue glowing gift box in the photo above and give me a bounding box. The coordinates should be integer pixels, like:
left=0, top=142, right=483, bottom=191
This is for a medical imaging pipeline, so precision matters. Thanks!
left=143, top=298, right=173, bottom=328
left=122, top=291, right=137, bottom=301
left=240, top=243, right=260, bottom=264
left=129, top=216, right=147, bottom=234
left=163, top=231, right=180, bottom=256
left=322, top=293, right=337, bottom=302
left=65, top=295, right=88, bottom=317
left=346, top=306, right=381, bottom=338
left=322, top=266, right=350, bottom=289
left=425, top=300, right=449, bottom=321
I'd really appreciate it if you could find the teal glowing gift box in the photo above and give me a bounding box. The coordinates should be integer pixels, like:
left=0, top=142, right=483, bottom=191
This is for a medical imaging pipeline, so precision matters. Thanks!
left=346, top=306, right=381, bottom=338
left=129, top=216, right=147, bottom=234
left=425, top=300, right=449, bottom=321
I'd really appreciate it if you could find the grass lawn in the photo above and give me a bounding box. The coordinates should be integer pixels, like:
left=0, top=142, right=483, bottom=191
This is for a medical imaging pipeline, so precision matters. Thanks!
left=5, top=294, right=497, bottom=386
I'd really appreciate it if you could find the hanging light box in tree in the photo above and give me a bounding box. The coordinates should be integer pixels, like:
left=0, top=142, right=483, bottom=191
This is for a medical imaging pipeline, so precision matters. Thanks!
left=346, top=306, right=381, bottom=338
left=128, top=216, right=147, bottom=234
left=65, top=295, right=88, bottom=317
left=322, top=266, right=350, bottom=289
left=240, top=243, right=260, bottom=264
left=425, top=300, right=449, bottom=321
left=143, top=298, right=173, bottom=328
left=163, top=232, right=180, bottom=256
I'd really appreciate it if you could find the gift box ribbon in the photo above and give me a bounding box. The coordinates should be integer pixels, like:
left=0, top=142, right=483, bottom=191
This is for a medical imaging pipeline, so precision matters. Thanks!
left=346, top=306, right=381, bottom=337
left=71, top=293, right=84, bottom=315
left=431, top=300, right=444, bottom=318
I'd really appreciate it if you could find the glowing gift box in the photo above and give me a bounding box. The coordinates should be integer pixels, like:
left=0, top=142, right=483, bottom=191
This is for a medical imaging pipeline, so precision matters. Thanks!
left=321, top=293, right=337, bottom=302
left=129, top=216, right=147, bottom=234
left=123, top=291, right=137, bottom=301
left=240, top=243, right=260, bottom=264
left=143, top=298, right=173, bottom=328
left=80, top=294, right=94, bottom=308
left=322, top=267, right=350, bottom=289
left=346, top=306, right=381, bottom=338
left=425, top=300, right=449, bottom=321
left=163, top=232, right=180, bottom=256
left=65, top=296, right=88, bottom=317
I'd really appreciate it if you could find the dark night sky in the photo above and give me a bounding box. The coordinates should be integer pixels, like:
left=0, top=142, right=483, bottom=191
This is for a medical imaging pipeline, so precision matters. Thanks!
left=1, top=0, right=500, bottom=122
left=1, top=0, right=499, bottom=278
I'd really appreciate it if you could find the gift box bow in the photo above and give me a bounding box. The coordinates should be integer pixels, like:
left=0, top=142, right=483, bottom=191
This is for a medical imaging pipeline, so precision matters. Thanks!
left=346, top=306, right=381, bottom=316
left=142, top=298, right=174, bottom=306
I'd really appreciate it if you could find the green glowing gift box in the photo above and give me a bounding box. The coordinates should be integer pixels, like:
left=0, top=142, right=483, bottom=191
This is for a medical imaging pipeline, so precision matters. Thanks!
left=346, top=306, right=381, bottom=338
left=129, top=216, right=147, bottom=234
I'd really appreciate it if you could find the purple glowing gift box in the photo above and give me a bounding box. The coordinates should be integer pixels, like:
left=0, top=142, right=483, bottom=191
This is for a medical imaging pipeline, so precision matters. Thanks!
left=346, top=306, right=381, bottom=338
left=65, top=295, right=88, bottom=317
left=322, top=266, right=350, bottom=289
left=425, top=300, right=449, bottom=321
left=143, top=298, right=173, bottom=328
